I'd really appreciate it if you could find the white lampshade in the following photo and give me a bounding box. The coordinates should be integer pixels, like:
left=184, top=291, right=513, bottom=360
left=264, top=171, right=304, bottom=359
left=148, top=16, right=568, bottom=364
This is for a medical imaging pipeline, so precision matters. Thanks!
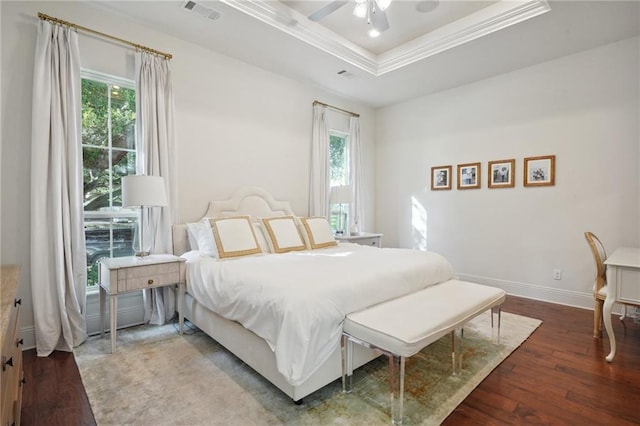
left=122, top=175, right=168, bottom=207
left=331, top=185, right=353, bottom=204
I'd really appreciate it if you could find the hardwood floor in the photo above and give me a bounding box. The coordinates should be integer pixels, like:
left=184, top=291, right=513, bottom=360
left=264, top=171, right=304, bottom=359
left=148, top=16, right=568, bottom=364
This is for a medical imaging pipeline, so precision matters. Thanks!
left=20, top=296, right=640, bottom=425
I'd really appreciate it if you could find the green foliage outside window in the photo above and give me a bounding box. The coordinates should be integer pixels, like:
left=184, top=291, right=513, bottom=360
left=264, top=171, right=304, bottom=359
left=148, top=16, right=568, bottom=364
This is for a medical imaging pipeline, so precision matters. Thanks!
left=82, top=79, right=136, bottom=211
left=82, top=77, right=137, bottom=287
left=329, top=134, right=347, bottom=186
left=329, top=133, right=349, bottom=232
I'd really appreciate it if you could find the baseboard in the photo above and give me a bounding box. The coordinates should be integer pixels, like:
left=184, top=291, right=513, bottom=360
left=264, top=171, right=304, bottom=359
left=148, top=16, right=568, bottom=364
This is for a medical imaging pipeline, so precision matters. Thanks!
left=456, top=273, right=625, bottom=314
left=20, top=291, right=145, bottom=351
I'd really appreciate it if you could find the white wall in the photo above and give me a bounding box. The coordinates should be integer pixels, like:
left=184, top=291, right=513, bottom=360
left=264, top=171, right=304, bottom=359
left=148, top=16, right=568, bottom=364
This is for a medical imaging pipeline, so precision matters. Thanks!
left=375, top=37, right=640, bottom=309
left=1, top=1, right=375, bottom=347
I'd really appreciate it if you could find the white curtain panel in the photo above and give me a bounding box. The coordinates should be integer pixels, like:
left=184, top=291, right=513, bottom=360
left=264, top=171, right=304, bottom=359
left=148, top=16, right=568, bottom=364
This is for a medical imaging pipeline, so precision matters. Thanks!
left=135, top=52, right=178, bottom=325
left=349, top=116, right=365, bottom=233
left=30, top=21, right=87, bottom=356
left=309, top=104, right=330, bottom=217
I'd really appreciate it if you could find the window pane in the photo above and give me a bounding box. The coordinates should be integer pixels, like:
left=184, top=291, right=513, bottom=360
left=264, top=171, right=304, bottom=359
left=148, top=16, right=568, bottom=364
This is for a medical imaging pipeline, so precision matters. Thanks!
left=110, top=86, right=136, bottom=150
left=82, top=73, right=137, bottom=288
left=329, top=134, right=348, bottom=186
left=329, top=133, right=349, bottom=232
left=81, top=80, right=109, bottom=147
left=82, top=148, right=136, bottom=211
left=85, top=216, right=136, bottom=287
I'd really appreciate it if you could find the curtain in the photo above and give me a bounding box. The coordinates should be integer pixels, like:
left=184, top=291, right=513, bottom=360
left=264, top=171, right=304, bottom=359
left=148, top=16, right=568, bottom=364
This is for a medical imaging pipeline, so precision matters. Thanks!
left=135, top=52, right=178, bottom=325
left=349, top=116, right=365, bottom=234
left=30, top=21, right=87, bottom=356
left=309, top=104, right=330, bottom=217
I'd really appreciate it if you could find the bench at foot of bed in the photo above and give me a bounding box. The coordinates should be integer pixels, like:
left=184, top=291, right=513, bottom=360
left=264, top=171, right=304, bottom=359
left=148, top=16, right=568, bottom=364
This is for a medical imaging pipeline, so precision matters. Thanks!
left=341, top=279, right=506, bottom=425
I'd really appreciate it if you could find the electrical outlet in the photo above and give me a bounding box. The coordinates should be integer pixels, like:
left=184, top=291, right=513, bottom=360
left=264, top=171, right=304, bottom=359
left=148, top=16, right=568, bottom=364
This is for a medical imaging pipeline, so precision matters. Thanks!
left=553, top=269, right=562, bottom=280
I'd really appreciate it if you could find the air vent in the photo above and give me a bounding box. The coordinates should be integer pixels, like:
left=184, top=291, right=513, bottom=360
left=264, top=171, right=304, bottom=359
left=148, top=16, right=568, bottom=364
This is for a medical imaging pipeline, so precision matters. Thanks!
left=337, top=70, right=356, bottom=79
left=183, top=1, right=221, bottom=21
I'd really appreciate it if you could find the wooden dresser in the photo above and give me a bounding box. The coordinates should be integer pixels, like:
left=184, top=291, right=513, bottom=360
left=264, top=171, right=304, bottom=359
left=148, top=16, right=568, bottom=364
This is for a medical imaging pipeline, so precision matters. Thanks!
left=1, top=265, right=23, bottom=426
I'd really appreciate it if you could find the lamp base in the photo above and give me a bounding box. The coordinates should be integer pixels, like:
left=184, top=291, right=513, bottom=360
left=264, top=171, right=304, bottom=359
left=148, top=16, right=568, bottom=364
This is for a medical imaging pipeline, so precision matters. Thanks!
left=135, top=251, right=151, bottom=257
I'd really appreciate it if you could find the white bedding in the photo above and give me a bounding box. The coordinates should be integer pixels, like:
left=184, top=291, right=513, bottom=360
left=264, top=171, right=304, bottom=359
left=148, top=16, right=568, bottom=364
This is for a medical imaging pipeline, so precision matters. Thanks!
left=182, top=243, right=455, bottom=386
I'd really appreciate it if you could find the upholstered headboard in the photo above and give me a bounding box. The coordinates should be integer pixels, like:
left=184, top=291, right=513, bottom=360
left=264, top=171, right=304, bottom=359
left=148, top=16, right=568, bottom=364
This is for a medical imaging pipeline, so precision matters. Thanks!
left=172, top=186, right=295, bottom=255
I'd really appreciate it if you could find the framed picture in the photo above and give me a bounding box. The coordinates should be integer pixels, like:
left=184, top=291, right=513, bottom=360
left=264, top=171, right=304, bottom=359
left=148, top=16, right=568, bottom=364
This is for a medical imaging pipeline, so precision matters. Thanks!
left=431, top=165, right=452, bottom=190
left=488, top=159, right=515, bottom=188
left=524, top=155, right=555, bottom=187
left=457, top=162, right=481, bottom=189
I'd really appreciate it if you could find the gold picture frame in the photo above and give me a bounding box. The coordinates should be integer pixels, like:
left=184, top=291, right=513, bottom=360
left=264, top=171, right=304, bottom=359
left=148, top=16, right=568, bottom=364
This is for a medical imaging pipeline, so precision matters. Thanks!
left=431, top=165, right=452, bottom=190
left=457, top=162, right=481, bottom=189
left=524, top=155, right=555, bottom=187
left=488, top=159, right=515, bottom=188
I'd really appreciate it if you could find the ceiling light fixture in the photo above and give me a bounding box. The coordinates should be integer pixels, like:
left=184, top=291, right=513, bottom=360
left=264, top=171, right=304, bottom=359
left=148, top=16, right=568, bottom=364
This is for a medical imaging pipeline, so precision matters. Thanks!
left=308, top=0, right=392, bottom=38
left=351, top=0, right=393, bottom=38
left=353, top=0, right=367, bottom=18
left=376, top=0, right=392, bottom=11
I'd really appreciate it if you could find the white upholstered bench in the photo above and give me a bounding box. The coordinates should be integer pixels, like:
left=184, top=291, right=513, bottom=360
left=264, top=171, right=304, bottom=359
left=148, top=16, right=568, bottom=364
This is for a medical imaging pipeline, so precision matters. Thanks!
left=341, top=279, right=506, bottom=425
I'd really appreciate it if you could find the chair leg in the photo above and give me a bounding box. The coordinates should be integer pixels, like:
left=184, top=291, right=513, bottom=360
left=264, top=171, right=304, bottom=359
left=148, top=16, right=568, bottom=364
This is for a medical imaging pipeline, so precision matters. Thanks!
left=594, top=299, right=604, bottom=338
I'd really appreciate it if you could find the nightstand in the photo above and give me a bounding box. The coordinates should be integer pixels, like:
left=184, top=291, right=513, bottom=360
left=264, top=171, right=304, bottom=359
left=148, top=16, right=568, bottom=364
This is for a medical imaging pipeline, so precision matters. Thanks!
left=335, top=232, right=383, bottom=247
left=99, top=254, right=186, bottom=353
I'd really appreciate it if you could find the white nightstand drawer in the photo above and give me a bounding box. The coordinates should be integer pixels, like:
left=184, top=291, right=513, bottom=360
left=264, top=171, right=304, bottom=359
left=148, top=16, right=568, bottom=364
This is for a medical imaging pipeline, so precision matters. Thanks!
left=356, top=237, right=379, bottom=247
left=118, top=263, right=180, bottom=291
left=335, top=232, right=383, bottom=247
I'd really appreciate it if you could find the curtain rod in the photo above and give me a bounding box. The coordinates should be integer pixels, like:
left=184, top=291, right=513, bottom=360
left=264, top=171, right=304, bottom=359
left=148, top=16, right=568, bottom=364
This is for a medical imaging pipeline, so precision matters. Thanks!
left=313, top=100, right=359, bottom=118
left=37, top=12, right=173, bottom=60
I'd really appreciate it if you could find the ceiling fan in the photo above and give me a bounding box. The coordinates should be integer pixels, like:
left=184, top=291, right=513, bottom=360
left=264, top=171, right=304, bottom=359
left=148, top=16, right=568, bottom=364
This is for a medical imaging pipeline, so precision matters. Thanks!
left=308, top=0, right=392, bottom=37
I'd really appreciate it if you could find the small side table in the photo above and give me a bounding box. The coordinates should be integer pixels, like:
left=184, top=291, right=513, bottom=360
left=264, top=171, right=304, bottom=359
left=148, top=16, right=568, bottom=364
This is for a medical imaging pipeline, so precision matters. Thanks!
left=99, top=254, right=186, bottom=353
left=335, top=232, right=383, bottom=247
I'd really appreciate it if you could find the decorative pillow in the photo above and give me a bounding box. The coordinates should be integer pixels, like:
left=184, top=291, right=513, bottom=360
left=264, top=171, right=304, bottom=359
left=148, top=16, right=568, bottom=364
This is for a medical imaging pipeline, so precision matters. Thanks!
left=209, top=215, right=262, bottom=259
left=187, top=221, right=218, bottom=257
left=261, top=216, right=307, bottom=254
left=300, top=217, right=337, bottom=249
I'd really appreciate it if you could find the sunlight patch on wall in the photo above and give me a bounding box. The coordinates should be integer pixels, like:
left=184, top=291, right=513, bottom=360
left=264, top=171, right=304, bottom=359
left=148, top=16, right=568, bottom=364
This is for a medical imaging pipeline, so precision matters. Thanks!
left=411, top=196, right=427, bottom=251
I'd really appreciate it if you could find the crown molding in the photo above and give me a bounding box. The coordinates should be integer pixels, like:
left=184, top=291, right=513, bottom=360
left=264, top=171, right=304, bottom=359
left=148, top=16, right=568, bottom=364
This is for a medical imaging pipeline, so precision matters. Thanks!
left=221, top=0, right=551, bottom=76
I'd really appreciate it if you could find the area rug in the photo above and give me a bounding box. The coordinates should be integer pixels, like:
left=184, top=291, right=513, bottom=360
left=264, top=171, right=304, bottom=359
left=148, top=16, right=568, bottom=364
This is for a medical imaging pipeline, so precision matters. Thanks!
left=74, top=311, right=541, bottom=425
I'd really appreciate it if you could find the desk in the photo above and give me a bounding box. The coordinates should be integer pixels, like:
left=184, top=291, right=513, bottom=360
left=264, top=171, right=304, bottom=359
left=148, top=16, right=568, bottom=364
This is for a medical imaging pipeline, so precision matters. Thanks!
left=603, top=247, right=640, bottom=362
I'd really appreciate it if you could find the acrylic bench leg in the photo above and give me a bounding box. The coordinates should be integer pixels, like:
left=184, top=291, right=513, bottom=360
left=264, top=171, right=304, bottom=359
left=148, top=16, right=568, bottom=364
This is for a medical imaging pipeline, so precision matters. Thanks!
left=491, top=305, right=502, bottom=344
left=451, top=328, right=463, bottom=375
left=389, top=354, right=405, bottom=425
left=341, top=334, right=353, bottom=393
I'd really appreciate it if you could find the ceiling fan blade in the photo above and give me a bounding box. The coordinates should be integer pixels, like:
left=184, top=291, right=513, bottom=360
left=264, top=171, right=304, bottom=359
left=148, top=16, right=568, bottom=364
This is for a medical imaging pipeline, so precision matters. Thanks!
left=370, top=2, right=390, bottom=32
left=308, top=0, right=348, bottom=22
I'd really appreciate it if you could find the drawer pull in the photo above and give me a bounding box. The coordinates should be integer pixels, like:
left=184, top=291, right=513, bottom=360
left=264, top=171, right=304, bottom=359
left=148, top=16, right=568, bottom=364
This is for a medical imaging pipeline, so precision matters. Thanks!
left=20, top=377, right=26, bottom=386
left=15, top=338, right=23, bottom=347
left=2, top=356, right=13, bottom=371
left=147, top=279, right=154, bottom=285
left=14, top=298, right=21, bottom=307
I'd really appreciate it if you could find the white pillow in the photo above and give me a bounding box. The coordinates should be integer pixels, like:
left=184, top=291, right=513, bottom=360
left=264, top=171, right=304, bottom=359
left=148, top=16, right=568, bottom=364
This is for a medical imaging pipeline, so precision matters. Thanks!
left=253, top=222, right=271, bottom=253
left=300, top=217, right=337, bottom=249
left=186, top=221, right=217, bottom=257
left=261, top=216, right=307, bottom=254
left=209, top=216, right=262, bottom=259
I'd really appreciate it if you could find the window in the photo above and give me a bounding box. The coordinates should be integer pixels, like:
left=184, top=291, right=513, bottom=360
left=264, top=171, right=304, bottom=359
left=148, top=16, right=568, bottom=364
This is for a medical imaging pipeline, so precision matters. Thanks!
left=329, top=132, right=350, bottom=233
left=81, top=71, right=137, bottom=287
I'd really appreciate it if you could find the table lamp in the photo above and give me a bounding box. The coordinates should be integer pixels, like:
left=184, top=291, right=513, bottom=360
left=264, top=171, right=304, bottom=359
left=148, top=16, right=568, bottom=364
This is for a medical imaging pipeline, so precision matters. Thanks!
left=330, top=184, right=352, bottom=235
left=121, top=175, right=168, bottom=257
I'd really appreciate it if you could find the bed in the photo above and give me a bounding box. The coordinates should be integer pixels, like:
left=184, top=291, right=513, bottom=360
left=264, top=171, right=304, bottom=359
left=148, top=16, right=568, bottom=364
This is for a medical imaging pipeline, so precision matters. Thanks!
left=171, top=187, right=455, bottom=402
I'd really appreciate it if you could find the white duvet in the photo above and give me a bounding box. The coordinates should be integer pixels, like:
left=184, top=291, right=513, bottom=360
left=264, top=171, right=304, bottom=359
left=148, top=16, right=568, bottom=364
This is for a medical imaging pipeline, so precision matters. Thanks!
left=183, top=243, right=455, bottom=386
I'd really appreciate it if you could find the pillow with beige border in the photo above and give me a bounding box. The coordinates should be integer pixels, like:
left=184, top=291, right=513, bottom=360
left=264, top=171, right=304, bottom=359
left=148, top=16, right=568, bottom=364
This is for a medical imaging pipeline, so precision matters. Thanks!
left=300, top=216, right=337, bottom=249
left=209, top=215, right=262, bottom=259
left=261, top=215, right=307, bottom=254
